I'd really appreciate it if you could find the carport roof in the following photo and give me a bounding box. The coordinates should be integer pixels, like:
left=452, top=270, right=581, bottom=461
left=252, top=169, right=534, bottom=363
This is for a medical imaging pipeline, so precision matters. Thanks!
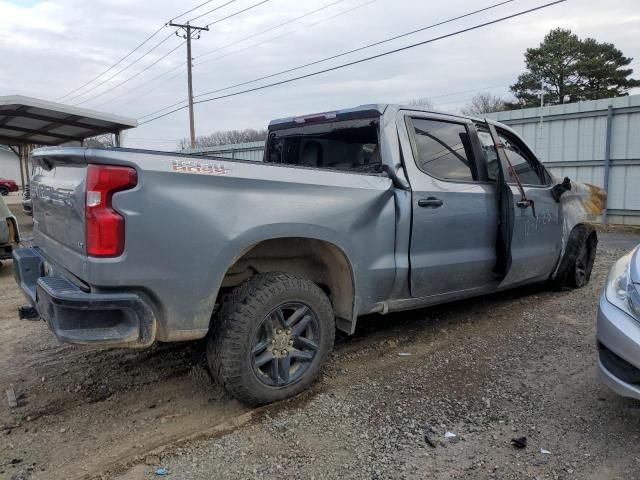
left=0, top=95, right=137, bottom=146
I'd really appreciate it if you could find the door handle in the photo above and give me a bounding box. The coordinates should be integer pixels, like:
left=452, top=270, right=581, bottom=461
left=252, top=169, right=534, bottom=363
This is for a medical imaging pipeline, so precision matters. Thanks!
left=418, top=197, right=443, bottom=208
left=516, top=198, right=537, bottom=218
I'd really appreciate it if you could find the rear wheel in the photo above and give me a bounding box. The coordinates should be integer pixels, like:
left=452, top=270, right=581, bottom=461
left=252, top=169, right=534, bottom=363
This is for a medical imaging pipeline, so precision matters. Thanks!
left=207, top=272, right=335, bottom=406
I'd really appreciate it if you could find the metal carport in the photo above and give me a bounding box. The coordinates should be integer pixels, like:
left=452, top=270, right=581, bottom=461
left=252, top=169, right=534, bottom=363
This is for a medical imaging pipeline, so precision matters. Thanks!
left=0, top=95, right=137, bottom=189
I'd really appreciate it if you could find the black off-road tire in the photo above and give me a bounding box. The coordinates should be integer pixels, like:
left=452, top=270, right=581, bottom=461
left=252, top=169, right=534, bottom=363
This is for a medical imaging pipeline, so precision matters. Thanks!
left=207, top=272, right=335, bottom=406
left=551, top=224, right=597, bottom=290
left=0, top=187, right=8, bottom=196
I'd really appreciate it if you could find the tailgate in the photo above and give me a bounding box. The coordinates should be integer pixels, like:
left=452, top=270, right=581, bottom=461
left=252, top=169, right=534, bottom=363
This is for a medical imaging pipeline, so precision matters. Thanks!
left=31, top=148, right=87, bottom=256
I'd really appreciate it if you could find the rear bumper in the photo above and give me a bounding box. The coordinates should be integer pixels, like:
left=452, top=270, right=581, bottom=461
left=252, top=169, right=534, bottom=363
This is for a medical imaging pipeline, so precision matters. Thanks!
left=13, top=247, right=156, bottom=347
left=596, top=292, right=640, bottom=400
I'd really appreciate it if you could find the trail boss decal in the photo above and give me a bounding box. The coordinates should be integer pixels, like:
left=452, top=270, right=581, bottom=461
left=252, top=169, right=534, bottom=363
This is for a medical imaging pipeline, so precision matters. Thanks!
left=172, top=160, right=231, bottom=175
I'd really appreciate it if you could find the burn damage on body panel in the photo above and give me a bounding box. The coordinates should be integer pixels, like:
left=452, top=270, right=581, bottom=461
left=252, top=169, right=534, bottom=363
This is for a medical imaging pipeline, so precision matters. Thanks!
left=551, top=174, right=606, bottom=282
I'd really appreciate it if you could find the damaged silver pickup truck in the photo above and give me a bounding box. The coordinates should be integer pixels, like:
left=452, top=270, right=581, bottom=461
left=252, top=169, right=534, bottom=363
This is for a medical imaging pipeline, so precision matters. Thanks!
left=13, top=104, right=605, bottom=405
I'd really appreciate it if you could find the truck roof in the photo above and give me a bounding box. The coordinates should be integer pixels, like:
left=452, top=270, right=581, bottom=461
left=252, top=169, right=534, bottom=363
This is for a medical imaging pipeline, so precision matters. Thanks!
left=268, top=103, right=485, bottom=130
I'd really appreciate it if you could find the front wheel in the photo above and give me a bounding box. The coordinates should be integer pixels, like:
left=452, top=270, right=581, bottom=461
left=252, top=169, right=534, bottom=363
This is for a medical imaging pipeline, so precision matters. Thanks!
left=551, top=225, right=597, bottom=290
left=207, top=272, right=335, bottom=406
left=0, top=187, right=8, bottom=196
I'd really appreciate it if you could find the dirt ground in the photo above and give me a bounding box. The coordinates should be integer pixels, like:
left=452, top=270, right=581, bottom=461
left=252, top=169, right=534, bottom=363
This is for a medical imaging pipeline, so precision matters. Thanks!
left=1, top=193, right=640, bottom=480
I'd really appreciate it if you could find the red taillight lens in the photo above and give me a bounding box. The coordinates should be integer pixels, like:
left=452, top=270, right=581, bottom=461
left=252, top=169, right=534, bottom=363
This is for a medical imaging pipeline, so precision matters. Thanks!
left=85, top=164, right=137, bottom=257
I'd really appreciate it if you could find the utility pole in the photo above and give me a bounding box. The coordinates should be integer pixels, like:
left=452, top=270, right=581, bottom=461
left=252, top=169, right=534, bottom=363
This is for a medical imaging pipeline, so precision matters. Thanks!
left=169, top=21, right=209, bottom=149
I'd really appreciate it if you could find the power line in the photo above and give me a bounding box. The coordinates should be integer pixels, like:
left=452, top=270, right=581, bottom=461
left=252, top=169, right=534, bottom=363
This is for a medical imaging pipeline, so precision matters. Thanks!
left=203, top=0, right=271, bottom=28
left=74, top=40, right=186, bottom=106
left=132, top=59, right=640, bottom=144
left=195, top=0, right=516, bottom=97
left=55, top=0, right=232, bottom=102
left=93, top=63, right=186, bottom=110
left=73, top=0, right=270, bottom=108
left=195, top=0, right=345, bottom=61
left=140, top=0, right=517, bottom=120
left=95, top=0, right=352, bottom=113
left=174, top=0, right=233, bottom=22
left=187, top=0, right=239, bottom=22
left=193, top=0, right=378, bottom=68
left=130, top=0, right=374, bottom=118
left=55, top=24, right=167, bottom=102
left=139, top=0, right=567, bottom=125
left=65, top=30, right=178, bottom=104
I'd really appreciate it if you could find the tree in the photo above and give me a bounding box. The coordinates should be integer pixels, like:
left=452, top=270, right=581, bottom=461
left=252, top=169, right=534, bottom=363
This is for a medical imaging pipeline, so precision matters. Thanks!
left=510, top=28, right=640, bottom=107
left=179, top=128, right=267, bottom=150
left=460, top=93, right=509, bottom=116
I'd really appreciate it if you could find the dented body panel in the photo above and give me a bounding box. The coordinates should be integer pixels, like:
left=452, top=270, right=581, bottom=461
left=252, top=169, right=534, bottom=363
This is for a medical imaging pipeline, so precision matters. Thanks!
left=15, top=104, right=604, bottom=346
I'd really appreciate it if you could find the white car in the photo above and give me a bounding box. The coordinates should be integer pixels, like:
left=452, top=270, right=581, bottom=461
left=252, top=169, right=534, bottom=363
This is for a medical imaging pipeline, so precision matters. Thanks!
left=597, top=245, right=640, bottom=398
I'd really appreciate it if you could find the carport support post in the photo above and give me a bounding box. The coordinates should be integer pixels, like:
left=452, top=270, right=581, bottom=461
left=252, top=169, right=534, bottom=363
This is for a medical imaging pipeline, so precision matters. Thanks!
left=602, top=105, right=613, bottom=224
left=18, top=143, right=26, bottom=192
left=114, top=131, right=121, bottom=147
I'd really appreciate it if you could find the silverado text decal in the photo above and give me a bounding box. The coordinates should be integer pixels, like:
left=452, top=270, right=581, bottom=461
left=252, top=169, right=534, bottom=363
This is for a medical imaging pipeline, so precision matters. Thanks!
left=172, top=160, right=231, bottom=175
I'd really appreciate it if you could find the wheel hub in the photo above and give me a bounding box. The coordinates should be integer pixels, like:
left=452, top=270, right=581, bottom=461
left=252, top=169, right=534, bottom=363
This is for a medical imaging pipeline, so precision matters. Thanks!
left=270, top=329, right=293, bottom=358
left=251, top=302, right=320, bottom=387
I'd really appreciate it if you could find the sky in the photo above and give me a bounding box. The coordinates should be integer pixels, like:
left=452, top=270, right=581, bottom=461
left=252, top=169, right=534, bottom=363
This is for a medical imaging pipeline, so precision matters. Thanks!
left=0, top=0, right=639, bottom=150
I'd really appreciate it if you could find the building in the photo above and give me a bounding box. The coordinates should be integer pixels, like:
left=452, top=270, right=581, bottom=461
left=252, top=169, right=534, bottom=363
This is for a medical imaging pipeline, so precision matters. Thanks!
left=0, top=145, right=20, bottom=182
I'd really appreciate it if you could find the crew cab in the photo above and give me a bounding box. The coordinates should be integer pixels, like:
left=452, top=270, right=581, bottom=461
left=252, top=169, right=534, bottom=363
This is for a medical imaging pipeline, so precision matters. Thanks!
left=13, top=104, right=604, bottom=405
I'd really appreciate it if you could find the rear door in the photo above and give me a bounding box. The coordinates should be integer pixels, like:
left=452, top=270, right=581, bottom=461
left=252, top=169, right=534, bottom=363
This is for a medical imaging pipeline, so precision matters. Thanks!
left=477, top=124, right=562, bottom=286
left=398, top=112, right=498, bottom=298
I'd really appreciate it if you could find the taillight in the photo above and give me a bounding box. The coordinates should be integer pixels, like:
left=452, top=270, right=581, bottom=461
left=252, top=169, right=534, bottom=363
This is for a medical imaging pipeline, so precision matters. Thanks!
left=85, top=164, right=137, bottom=257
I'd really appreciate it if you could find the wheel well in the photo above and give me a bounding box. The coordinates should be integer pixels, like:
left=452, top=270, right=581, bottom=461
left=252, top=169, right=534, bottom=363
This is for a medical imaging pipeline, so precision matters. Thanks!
left=219, top=238, right=355, bottom=330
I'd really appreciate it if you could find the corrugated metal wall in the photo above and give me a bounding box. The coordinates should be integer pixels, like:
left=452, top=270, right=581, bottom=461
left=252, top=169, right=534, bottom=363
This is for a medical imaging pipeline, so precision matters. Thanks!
left=487, top=94, right=640, bottom=224
left=180, top=141, right=265, bottom=162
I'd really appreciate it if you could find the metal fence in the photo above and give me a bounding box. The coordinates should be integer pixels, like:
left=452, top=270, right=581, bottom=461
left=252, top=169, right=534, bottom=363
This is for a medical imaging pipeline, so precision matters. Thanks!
left=486, top=94, right=640, bottom=225
left=180, top=141, right=265, bottom=162
left=181, top=94, right=640, bottom=225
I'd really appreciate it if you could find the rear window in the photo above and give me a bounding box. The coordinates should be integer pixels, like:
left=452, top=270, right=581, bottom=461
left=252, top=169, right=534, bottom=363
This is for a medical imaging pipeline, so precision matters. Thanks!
left=266, top=119, right=381, bottom=173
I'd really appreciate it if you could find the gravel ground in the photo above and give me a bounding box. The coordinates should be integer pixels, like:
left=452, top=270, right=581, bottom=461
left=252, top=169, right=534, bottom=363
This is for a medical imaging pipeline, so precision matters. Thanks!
left=111, top=231, right=640, bottom=480
left=2, top=199, right=640, bottom=480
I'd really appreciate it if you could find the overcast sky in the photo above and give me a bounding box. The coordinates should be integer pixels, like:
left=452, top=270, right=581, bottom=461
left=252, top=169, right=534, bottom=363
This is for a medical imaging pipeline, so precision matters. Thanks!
left=1, top=0, right=639, bottom=149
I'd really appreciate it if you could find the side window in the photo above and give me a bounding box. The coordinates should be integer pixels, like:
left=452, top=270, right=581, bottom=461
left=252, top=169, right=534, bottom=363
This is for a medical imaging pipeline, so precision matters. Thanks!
left=411, top=118, right=476, bottom=181
left=477, top=127, right=547, bottom=186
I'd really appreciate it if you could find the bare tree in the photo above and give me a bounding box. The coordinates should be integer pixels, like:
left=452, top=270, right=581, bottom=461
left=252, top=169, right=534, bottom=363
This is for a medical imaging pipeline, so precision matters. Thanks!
left=460, top=93, right=510, bottom=116
left=406, top=97, right=434, bottom=109
left=179, top=128, right=267, bottom=150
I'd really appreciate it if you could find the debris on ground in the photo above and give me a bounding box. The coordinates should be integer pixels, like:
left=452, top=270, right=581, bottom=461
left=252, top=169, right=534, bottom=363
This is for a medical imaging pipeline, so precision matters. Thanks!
left=444, top=431, right=456, bottom=439
left=155, top=467, right=169, bottom=476
left=6, top=388, right=17, bottom=408
left=511, top=436, right=527, bottom=449
left=397, top=352, right=412, bottom=356
left=424, top=434, right=437, bottom=448
left=541, top=448, right=551, bottom=455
